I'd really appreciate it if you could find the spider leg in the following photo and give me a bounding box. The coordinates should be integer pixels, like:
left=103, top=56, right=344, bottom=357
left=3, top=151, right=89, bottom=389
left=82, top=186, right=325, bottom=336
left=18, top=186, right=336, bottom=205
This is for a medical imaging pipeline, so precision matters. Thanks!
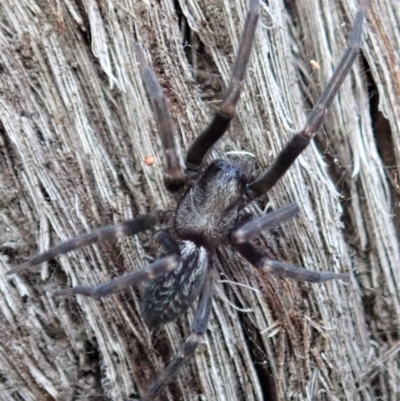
left=232, top=203, right=300, bottom=244
left=185, top=0, right=260, bottom=173
left=231, top=215, right=350, bottom=282
left=249, top=1, right=368, bottom=197
left=233, top=241, right=350, bottom=283
left=54, top=230, right=181, bottom=299
left=140, top=273, right=213, bottom=401
left=7, top=212, right=165, bottom=275
left=135, top=43, right=185, bottom=194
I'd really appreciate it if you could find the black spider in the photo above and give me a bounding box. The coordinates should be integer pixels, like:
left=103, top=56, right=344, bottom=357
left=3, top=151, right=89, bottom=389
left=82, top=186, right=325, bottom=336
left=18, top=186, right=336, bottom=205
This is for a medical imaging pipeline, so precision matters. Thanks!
left=7, top=0, right=368, bottom=399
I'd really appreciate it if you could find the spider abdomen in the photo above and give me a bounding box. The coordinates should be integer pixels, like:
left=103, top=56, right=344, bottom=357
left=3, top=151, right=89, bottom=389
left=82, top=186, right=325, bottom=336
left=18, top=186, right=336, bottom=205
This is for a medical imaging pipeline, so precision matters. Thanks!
left=141, top=241, right=209, bottom=329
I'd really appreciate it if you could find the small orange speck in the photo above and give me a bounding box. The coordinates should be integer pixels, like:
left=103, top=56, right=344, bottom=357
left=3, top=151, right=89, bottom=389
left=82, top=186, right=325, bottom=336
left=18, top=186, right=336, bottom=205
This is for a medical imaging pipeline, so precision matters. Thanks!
left=144, top=155, right=155, bottom=166
left=310, top=59, right=320, bottom=70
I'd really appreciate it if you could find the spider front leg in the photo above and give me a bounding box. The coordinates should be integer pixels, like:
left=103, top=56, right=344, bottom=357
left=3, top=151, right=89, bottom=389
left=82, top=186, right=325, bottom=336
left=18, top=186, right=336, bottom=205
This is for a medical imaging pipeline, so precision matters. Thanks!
left=185, top=0, right=260, bottom=173
left=135, top=43, right=185, bottom=194
left=140, top=273, right=213, bottom=401
left=7, top=212, right=166, bottom=275
left=231, top=206, right=350, bottom=282
left=249, top=1, right=368, bottom=196
left=54, top=230, right=181, bottom=299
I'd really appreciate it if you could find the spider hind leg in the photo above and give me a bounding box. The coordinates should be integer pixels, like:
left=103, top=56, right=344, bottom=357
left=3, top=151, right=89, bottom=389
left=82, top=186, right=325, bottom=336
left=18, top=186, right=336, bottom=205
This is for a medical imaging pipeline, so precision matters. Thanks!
left=140, top=274, right=213, bottom=401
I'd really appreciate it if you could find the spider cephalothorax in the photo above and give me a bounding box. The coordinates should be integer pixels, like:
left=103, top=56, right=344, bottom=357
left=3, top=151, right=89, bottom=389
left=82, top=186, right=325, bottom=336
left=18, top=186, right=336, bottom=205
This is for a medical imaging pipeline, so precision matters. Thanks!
left=7, top=0, right=368, bottom=399
left=175, top=159, right=251, bottom=245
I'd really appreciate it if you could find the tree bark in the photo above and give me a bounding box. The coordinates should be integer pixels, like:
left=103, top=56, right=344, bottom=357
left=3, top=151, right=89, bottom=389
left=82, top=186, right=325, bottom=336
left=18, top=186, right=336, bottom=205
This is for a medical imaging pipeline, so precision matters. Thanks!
left=1, top=0, right=399, bottom=400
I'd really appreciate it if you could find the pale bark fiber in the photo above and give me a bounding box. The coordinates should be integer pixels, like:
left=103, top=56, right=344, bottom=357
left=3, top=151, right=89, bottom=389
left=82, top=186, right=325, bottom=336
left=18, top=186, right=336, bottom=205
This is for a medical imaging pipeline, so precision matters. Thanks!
left=0, top=0, right=399, bottom=400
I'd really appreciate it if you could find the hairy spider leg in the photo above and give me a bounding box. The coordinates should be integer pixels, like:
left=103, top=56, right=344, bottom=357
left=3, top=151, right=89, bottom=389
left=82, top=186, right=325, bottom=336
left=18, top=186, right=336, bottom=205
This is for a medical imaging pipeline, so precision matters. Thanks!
left=135, top=43, right=185, bottom=193
left=249, top=1, right=368, bottom=196
left=185, top=0, right=260, bottom=173
left=139, top=273, right=213, bottom=401
left=53, top=231, right=181, bottom=299
left=232, top=202, right=300, bottom=243
left=231, top=205, right=350, bottom=282
left=233, top=241, right=350, bottom=282
left=7, top=212, right=165, bottom=275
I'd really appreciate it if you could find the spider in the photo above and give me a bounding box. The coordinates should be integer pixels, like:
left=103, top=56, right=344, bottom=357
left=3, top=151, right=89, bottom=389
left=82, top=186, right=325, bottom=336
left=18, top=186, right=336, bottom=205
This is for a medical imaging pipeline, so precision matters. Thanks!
left=7, top=0, right=367, bottom=399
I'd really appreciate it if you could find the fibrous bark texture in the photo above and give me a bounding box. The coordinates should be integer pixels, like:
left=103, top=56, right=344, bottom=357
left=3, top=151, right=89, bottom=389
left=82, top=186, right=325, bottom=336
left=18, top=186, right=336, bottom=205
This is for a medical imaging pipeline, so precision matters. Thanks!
left=0, top=0, right=399, bottom=400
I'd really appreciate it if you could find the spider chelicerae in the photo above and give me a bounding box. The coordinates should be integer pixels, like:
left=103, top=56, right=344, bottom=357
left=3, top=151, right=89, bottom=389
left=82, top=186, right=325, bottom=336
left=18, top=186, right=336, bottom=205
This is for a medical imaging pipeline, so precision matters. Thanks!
left=7, top=0, right=368, bottom=399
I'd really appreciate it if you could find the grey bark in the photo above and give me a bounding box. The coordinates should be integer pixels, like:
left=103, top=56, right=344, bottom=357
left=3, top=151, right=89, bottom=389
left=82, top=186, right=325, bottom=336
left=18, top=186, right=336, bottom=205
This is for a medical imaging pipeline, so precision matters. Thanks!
left=0, top=0, right=399, bottom=400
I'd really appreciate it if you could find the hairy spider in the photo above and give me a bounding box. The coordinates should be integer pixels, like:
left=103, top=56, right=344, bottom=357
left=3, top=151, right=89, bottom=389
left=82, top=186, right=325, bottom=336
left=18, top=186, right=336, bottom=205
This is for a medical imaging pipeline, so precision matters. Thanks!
left=7, top=0, right=368, bottom=399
